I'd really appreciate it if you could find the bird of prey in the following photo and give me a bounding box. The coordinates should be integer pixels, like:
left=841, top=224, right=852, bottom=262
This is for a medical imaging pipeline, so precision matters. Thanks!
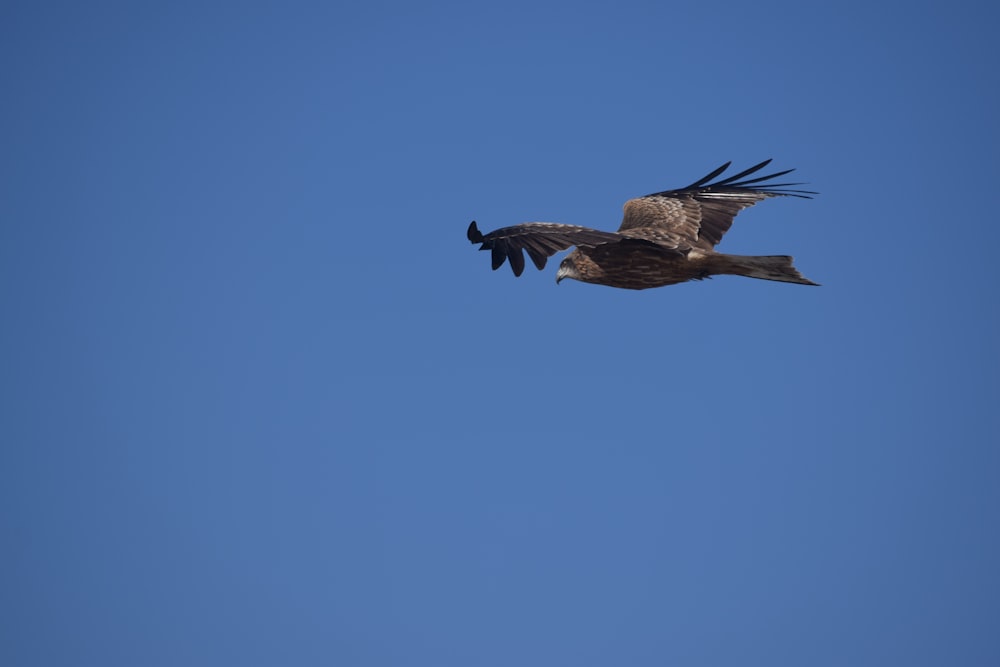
left=466, top=159, right=818, bottom=289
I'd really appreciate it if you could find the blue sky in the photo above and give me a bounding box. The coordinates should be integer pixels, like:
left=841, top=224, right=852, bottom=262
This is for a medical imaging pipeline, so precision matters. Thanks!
left=2, top=1, right=998, bottom=665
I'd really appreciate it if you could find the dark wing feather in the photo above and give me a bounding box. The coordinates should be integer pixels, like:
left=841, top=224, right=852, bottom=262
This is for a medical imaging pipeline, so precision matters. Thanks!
left=467, top=221, right=621, bottom=276
left=617, top=159, right=816, bottom=250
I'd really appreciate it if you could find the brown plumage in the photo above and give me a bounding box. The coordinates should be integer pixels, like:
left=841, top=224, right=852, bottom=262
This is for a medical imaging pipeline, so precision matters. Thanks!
left=467, top=159, right=819, bottom=289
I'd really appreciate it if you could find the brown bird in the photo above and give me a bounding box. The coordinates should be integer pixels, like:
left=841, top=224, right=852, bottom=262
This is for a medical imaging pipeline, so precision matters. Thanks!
left=467, top=159, right=818, bottom=289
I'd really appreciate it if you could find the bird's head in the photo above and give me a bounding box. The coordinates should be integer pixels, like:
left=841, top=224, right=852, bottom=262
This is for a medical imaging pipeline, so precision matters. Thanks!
left=555, top=256, right=580, bottom=284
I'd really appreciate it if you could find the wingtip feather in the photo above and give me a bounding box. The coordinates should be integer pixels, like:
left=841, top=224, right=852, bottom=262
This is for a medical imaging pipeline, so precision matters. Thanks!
left=490, top=245, right=505, bottom=271
left=686, top=161, right=732, bottom=189
left=467, top=220, right=484, bottom=244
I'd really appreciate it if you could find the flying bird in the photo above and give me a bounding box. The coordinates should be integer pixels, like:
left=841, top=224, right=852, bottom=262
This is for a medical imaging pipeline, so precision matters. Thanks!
left=467, top=159, right=818, bottom=289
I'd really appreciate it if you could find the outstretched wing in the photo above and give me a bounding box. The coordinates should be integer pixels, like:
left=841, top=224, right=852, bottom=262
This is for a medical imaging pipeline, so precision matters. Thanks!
left=618, top=159, right=815, bottom=250
left=467, top=221, right=621, bottom=276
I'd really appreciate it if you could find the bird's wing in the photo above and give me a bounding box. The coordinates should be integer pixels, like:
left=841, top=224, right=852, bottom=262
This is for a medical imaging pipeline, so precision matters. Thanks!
left=617, top=159, right=815, bottom=250
left=467, top=221, right=622, bottom=276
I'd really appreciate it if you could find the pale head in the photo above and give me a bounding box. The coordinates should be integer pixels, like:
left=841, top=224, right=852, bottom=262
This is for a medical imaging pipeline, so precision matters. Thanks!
left=555, top=256, right=581, bottom=284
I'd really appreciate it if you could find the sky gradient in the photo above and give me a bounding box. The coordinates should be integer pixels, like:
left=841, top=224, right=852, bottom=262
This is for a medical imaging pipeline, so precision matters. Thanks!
left=2, top=1, right=998, bottom=665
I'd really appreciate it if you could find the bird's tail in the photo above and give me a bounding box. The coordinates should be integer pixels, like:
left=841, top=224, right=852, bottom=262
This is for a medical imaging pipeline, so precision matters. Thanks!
left=711, top=253, right=819, bottom=286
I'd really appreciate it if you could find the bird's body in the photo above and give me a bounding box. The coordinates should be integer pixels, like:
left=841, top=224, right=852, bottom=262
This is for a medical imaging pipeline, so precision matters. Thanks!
left=555, top=244, right=814, bottom=290
left=467, top=160, right=818, bottom=290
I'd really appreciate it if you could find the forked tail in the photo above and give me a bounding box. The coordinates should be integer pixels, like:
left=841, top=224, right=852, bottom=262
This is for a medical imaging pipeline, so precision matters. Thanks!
left=713, top=253, right=819, bottom=286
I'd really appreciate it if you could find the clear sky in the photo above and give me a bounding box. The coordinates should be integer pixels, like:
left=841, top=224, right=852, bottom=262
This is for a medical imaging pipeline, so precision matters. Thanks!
left=2, top=1, right=998, bottom=665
